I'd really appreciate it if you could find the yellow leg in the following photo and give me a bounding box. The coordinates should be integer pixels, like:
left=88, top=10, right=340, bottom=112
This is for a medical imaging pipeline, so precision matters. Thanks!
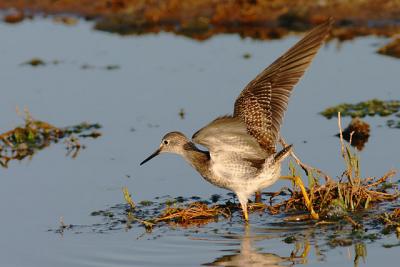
left=240, top=202, right=249, bottom=222
left=280, top=175, right=319, bottom=220
left=243, top=208, right=249, bottom=222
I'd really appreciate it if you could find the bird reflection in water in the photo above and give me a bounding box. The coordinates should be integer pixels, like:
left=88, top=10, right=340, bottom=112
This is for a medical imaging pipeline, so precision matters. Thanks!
left=204, top=226, right=310, bottom=267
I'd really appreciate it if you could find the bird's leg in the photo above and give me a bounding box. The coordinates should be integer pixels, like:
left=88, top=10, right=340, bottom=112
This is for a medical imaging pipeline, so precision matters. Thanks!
left=254, top=191, right=262, bottom=203
left=237, top=195, right=249, bottom=222
left=280, top=175, right=319, bottom=220
left=241, top=202, right=249, bottom=222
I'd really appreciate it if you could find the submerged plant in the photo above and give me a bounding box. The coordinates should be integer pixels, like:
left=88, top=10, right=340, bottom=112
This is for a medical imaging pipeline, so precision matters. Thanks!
left=0, top=108, right=102, bottom=167
left=123, top=187, right=136, bottom=210
left=377, top=208, right=400, bottom=233
left=321, top=99, right=400, bottom=148
left=320, top=99, right=400, bottom=119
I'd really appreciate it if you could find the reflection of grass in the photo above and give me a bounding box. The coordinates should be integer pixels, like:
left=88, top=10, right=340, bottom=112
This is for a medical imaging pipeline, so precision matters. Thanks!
left=378, top=208, right=400, bottom=233
left=0, top=108, right=102, bottom=167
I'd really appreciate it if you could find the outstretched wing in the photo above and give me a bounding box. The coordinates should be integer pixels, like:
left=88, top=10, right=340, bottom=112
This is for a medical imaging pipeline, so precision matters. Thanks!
left=234, top=18, right=333, bottom=153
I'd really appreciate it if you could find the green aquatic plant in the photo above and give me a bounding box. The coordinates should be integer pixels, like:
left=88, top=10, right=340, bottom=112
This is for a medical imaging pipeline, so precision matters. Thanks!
left=321, top=99, right=400, bottom=133
left=0, top=109, right=102, bottom=167
left=377, top=208, right=400, bottom=233
left=242, top=53, right=252, bottom=59
left=21, top=58, right=46, bottom=67
left=387, top=119, right=400, bottom=129
left=320, top=99, right=400, bottom=119
left=123, top=187, right=136, bottom=210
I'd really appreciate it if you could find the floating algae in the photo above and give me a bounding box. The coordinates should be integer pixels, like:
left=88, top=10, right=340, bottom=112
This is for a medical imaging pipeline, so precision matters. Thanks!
left=81, top=64, right=120, bottom=70
left=21, top=58, right=47, bottom=67
left=0, top=110, right=102, bottom=167
left=320, top=99, right=400, bottom=119
left=320, top=99, right=400, bottom=143
left=242, top=53, right=252, bottom=59
left=20, top=58, right=119, bottom=70
left=387, top=118, right=400, bottom=129
left=377, top=208, right=400, bottom=233
left=178, top=108, right=185, bottom=119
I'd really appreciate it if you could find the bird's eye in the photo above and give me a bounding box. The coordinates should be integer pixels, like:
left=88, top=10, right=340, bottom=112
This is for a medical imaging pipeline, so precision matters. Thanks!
left=163, top=140, right=169, bottom=145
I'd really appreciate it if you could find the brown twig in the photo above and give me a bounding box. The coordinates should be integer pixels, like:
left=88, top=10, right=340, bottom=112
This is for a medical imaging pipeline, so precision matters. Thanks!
left=365, top=170, right=397, bottom=188
left=338, top=112, right=346, bottom=159
left=280, top=137, right=333, bottom=183
left=344, top=215, right=363, bottom=229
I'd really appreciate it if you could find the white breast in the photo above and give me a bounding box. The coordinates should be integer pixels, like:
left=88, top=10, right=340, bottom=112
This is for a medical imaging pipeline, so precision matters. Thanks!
left=208, top=151, right=281, bottom=197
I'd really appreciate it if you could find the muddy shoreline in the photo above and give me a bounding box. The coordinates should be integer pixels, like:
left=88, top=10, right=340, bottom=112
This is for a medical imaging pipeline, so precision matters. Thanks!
left=1, top=0, right=400, bottom=41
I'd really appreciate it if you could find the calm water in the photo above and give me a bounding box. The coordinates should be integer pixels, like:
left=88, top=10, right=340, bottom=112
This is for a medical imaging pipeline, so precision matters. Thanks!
left=0, top=19, right=399, bottom=267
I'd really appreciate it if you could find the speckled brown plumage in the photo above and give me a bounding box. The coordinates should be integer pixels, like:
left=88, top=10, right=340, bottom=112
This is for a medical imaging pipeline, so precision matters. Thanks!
left=141, top=19, right=333, bottom=222
left=234, top=18, right=333, bottom=153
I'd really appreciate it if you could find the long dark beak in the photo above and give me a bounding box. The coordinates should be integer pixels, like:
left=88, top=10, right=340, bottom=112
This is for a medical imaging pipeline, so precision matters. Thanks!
left=140, top=148, right=161, bottom=166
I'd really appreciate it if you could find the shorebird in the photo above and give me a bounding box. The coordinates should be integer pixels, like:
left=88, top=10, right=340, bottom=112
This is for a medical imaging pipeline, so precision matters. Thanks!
left=141, top=19, right=332, bottom=221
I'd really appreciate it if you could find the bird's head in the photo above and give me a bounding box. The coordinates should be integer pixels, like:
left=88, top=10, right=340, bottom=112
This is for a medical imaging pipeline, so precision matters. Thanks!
left=140, top=131, right=189, bottom=165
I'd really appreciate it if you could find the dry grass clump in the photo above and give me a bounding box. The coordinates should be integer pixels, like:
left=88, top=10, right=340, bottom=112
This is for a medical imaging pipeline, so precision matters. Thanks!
left=270, top=169, right=397, bottom=220
left=339, top=117, right=370, bottom=151
left=121, top=190, right=234, bottom=230
left=156, top=202, right=231, bottom=226
left=270, top=113, right=398, bottom=220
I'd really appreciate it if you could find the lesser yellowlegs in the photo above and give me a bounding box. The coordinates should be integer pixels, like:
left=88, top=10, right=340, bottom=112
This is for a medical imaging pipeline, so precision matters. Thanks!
left=141, top=19, right=332, bottom=221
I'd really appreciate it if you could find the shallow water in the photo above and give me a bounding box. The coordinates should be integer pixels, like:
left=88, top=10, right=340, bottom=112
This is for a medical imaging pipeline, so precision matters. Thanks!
left=0, top=20, right=399, bottom=267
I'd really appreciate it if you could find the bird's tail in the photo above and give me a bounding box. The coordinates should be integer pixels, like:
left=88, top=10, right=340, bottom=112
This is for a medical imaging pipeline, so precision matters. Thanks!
left=274, top=144, right=293, bottom=163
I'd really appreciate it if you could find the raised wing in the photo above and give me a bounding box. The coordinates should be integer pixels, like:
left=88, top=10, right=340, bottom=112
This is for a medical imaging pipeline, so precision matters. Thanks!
left=192, top=116, right=268, bottom=160
left=234, top=18, right=333, bottom=153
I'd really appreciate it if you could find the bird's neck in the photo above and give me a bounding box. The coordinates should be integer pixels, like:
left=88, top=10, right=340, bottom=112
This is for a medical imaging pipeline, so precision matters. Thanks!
left=181, top=142, right=210, bottom=175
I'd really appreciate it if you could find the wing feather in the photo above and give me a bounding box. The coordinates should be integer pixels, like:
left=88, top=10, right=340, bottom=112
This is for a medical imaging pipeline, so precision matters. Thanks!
left=192, top=116, right=268, bottom=160
left=234, top=18, right=333, bottom=153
